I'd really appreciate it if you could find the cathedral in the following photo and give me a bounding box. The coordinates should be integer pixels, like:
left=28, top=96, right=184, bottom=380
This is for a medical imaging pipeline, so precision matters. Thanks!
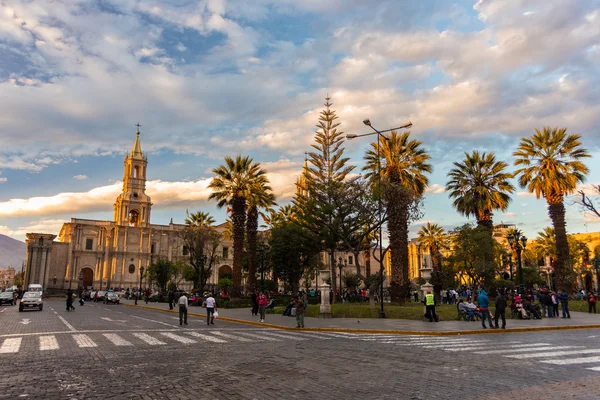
left=23, top=128, right=232, bottom=292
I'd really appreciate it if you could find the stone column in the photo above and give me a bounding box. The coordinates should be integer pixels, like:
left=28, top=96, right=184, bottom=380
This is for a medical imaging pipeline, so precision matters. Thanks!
left=319, top=269, right=332, bottom=318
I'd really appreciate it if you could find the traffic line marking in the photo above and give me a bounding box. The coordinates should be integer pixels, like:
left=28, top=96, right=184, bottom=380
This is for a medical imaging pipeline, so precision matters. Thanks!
left=260, top=331, right=307, bottom=340
left=506, top=349, right=600, bottom=359
left=474, top=346, right=579, bottom=355
left=39, top=335, right=59, bottom=351
left=211, top=331, right=252, bottom=342
left=186, top=332, right=227, bottom=343
left=0, top=338, right=22, bottom=353
left=103, top=333, right=133, bottom=346
left=57, top=315, right=77, bottom=332
left=132, top=333, right=166, bottom=345
left=235, top=331, right=280, bottom=341
left=73, top=334, right=97, bottom=348
left=541, top=355, right=600, bottom=365
left=160, top=332, right=196, bottom=344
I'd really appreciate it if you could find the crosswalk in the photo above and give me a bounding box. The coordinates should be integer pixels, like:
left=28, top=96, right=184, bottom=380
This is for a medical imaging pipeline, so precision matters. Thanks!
left=0, top=329, right=335, bottom=354
left=2, top=329, right=599, bottom=373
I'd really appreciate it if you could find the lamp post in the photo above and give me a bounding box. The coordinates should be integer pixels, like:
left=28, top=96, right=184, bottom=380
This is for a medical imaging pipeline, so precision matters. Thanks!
left=507, top=233, right=527, bottom=295
left=347, top=119, right=412, bottom=318
left=139, top=266, right=145, bottom=293
left=258, top=243, right=270, bottom=292
left=337, top=257, right=344, bottom=298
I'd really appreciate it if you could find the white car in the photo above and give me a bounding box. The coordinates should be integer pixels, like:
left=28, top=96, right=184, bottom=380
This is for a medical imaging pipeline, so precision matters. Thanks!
left=19, top=292, right=43, bottom=312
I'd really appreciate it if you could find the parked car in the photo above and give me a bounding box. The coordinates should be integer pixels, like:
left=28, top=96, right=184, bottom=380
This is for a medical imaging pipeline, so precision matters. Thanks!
left=95, top=291, right=107, bottom=302
left=104, top=292, right=120, bottom=305
left=0, top=291, right=16, bottom=306
left=19, top=291, right=43, bottom=312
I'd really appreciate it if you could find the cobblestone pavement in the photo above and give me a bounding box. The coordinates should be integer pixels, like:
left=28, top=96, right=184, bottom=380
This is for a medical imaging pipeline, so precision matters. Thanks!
left=1, top=300, right=600, bottom=399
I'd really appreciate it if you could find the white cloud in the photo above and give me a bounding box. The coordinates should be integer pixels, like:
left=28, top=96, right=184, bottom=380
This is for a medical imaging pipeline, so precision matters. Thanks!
left=0, top=219, right=66, bottom=240
left=73, top=175, right=88, bottom=180
left=517, top=192, right=536, bottom=197
left=0, top=177, right=6, bottom=183
left=503, top=212, right=517, bottom=217
left=425, top=184, right=445, bottom=195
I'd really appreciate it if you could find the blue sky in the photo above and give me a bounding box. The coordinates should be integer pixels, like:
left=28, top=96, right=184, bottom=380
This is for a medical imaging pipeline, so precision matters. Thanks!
left=0, top=0, right=599, bottom=241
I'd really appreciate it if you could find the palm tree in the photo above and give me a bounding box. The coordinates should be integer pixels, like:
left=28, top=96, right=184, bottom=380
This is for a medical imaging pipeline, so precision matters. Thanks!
left=503, top=227, right=523, bottom=279
left=513, top=127, right=590, bottom=293
left=417, top=222, right=446, bottom=271
left=534, top=227, right=556, bottom=259
left=363, top=131, right=432, bottom=301
left=246, top=177, right=276, bottom=291
left=446, top=151, right=515, bottom=232
left=185, top=210, right=215, bottom=228
left=209, top=155, right=267, bottom=297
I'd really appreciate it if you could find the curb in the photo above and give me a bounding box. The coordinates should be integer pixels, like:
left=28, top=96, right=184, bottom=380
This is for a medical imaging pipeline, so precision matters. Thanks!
left=120, top=303, right=600, bottom=336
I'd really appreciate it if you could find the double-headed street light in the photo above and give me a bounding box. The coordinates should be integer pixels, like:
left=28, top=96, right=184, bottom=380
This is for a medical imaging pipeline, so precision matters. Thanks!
left=347, top=119, right=413, bottom=318
left=507, top=233, right=527, bottom=295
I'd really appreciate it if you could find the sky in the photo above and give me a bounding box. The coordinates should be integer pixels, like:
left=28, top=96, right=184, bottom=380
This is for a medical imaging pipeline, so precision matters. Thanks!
left=0, top=0, right=599, bottom=243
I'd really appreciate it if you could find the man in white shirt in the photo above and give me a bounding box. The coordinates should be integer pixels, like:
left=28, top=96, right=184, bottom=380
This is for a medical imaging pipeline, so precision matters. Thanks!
left=205, top=294, right=217, bottom=325
left=178, top=292, right=188, bottom=326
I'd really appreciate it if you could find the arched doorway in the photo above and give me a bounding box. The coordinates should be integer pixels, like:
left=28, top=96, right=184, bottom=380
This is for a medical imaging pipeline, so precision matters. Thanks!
left=218, top=265, right=232, bottom=280
left=81, top=268, right=94, bottom=288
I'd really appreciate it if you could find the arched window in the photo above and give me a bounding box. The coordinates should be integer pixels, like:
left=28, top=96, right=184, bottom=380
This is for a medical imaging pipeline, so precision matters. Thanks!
left=128, top=209, right=140, bottom=227
left=134, top=165, right=140, bottom=178
left=128, top=264, right=135, bottom=274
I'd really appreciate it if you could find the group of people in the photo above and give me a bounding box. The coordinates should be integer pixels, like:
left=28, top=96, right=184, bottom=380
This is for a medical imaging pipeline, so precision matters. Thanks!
left=455, top=288, right=502, bottom=328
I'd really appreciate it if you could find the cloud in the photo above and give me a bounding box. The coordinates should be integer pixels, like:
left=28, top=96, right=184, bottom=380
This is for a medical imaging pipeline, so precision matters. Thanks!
left=425, top=184, right=445, bottom=195
left=0, top=219, right=66, bottom=240
left=517, top=192, right=536, bottom=197
left=503, top=212, right=517, bottom=217
left=73, top=175, right=88, bottom=180
left=0, top=177, right=6, bottom=183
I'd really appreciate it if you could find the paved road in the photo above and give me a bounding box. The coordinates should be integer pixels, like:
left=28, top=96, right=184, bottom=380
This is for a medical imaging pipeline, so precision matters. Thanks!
left=1, top=300, right=600, bottom=399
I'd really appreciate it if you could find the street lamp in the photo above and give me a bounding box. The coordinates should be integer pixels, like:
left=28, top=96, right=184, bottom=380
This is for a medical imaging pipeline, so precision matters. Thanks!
left=139, top=266, right=145, bottom=294
left=507, top=233, right=527, bottom=295
left=258, top=243, right=270, bottom=292
left=337, top=257, right=345, bottom=297
left=347, top=119, right=413, bottom=318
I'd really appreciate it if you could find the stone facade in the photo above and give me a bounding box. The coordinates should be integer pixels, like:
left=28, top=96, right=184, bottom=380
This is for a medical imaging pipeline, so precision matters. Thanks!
left=24, top=129, right=232, bottom=292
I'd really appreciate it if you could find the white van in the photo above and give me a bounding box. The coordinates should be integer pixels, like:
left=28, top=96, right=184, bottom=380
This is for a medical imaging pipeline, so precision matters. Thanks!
left=27, top=284, right=43, bottom=295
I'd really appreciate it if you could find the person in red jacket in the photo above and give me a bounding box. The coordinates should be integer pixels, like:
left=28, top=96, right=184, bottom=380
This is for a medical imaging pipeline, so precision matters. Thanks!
left=258, top=292, right=268, bottom=322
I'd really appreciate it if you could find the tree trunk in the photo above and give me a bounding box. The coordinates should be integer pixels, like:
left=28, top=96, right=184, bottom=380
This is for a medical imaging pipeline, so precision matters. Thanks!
left=387, top=199, right=409, bottom=303
left=329, top=249, right=337, bottom=304
left=246, top=205, right=258, bottom=292
left=231, top=195, right=246, bottom=298
left=548, top=198, right=572, bottom=293
left=364, top=246, right=371, bottom=277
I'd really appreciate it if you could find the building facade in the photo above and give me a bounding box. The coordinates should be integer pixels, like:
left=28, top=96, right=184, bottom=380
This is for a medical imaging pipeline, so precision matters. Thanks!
left=24, top=129, right=232, bottom=293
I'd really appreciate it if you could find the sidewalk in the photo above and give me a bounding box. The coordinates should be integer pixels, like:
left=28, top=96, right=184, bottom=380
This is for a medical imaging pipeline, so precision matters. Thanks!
left=121, top=299, right=600, bottom=335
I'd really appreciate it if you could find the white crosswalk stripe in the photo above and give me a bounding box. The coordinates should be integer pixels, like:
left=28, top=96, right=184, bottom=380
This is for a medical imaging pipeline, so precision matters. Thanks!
left=73, top=334, right=97, bottom=348
left=541, top=356, right=600, bottom=365
left=211, top=331, right=253, bottom=342
left=260, top=331, right=307, bottom=340
left=103, top=333, right=133, bottom=346
left=232, top=331, right=280, bottom=341
left=506, top=349, right=600, bottom=359
left=446, top=343, right=551, bottom=353
left=186, top=332, right=228, bottom=343
left=132, top=333, right=166, bottom=346
left=587, top=366, right=600, bottom=372
left=474, top=345, right=577, bottom=355
left=160, top=332, right=196, bottom=344
left=0, top=338, right=22, bottom=353
left=39, top=336, right=59, bottom=351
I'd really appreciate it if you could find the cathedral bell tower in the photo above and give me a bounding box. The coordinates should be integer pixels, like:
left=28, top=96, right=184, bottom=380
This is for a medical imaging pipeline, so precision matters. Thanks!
left=114, top=126, right=152, bottom=227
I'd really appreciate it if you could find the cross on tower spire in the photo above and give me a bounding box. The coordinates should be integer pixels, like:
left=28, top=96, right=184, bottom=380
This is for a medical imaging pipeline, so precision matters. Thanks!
left=135, top=122, right=142, bottom=134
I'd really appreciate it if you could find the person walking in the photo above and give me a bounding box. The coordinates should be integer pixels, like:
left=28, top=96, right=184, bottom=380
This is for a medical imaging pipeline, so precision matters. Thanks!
left=250, top=290, right=259, bottom=316
left=295, top=295, right=306, bottom=328
left=551, top=291, right=560, bottom=317
left=558, top=289, right=571, bottom=318
left=66, top=289, right=74, bottom=311
left=477, top=287, right=494, bottom=329
left=178, top=292, right=188, bottom=326
left=258, top=292, right=268, bottom=323
left=588, top=292, right=597, bottom=314
left=494, top=290, right=507, bottom=329
left=168, top=290, right=175, bottom=310
left=423, top=290, right=439, bottom=322
left=145, top=288, right=150, bottom=304
left=205, top=294, right=217, bottom=325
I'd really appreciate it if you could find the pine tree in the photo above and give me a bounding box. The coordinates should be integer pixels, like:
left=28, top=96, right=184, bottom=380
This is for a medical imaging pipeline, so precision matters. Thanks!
left=296, top=96, right=354, bottom=298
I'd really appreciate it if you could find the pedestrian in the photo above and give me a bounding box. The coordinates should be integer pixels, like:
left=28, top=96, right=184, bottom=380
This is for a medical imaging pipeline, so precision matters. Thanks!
left=477, top=287, right=494, bottom=329
left=588, top=292, right=597, bottom=314
left=250, top=290, right=259, bottom=316
left=178, top=292, right=188, bottom=326
left=295, top=295, right=306, bottom=328
left=66, top=289, right=74, bottom=311
left=494, top=290, right=507, bottom=329
left=557, top=289, right=571, bottom=318
left=539, top=289, right=553, bottom=318
left=413, top=291, right=419, bottom=303
left=423, top=290, right=439, bottom=322
left=205, top=294, right=216, bottom=325
left=168, top=290, right=174, bottom=310
left=258, top=291, right=268, bottom=323
left=145, top=288, right=150, bottom=304
left=551, top=291, right=559, bottom=317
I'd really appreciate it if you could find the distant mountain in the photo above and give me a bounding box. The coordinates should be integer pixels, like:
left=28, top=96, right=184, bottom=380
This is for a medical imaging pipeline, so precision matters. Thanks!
left=0, top=234, right=26, bottom=269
